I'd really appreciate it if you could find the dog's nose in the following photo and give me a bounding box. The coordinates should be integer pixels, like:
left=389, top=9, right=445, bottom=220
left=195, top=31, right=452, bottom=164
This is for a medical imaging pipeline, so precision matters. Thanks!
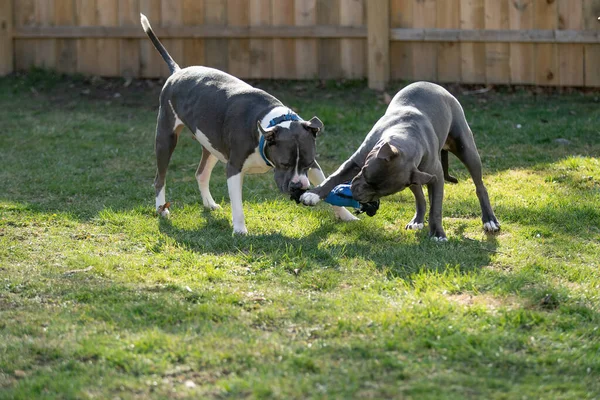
left=289, top=181, right=303, bottom=191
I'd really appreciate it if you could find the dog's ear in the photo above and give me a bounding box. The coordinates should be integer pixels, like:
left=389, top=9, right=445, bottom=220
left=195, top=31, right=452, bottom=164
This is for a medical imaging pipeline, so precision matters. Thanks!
left=376, top=142, right=400, bottom=161
left=301, top=116, right=323, bottom=137
left=410, top=169, right=436, bottom=186
left=257, top=121, right=280, bottom=144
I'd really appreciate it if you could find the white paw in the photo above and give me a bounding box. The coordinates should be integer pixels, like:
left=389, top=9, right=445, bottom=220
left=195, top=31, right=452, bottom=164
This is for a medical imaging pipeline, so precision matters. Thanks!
left=333, top=206, right=359, bottom=221
left=157, top=203, right=171, bottom=218
left=203, top=202, right=221, bottom=211
left=431, top=236, right=448, bottom=242
left=300, top=192, right=321, bottom=206
left=405, top=222, right=424, bottom=230
left=483, top=221, right=500, bottom=233
left=233, top=224, right=248, bottom=235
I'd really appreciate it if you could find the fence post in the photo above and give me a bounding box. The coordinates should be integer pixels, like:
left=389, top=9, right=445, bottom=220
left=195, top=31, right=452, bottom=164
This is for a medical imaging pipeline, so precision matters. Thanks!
left=367, top=0, right=389, bottom=90
left=0, top=0, right=13, bottom=75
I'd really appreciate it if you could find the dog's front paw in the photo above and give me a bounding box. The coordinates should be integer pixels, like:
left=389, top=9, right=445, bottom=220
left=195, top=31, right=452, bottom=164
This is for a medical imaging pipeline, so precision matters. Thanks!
left=157, top=202, right=171, bottom=218
left=333, top=206, right=359, bottom=221
left=405, top=221, right=424, bottom=230
left=204, top=202, right=222, bottom=211
left=431, top=235, right=448, bottom=242
left=233, top=225, right=248, bottom=235
left=300, top=192, right=321, bottom=206
left=483, top=220, right=501, bottom=233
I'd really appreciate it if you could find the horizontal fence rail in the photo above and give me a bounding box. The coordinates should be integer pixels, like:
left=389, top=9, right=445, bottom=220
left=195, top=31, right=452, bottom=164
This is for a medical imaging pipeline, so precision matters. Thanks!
left=2, top=0, right=600, bottom=88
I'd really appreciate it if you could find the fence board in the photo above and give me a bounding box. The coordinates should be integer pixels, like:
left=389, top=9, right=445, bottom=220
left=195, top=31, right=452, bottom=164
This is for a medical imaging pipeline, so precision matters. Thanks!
left=534, top=0, right=558, bottom=86
left=460, top=0, right=485, bottom=83
left=119, top=0, right=140, bottom=78
left=390, top=0, right=413, bottom=81
left=437, top=0, right=460, bottom=82
left=249, top=0, right=272, bottom=79
left=413, top=0, right=437, bottom=81
left=54, top=0, right=77, bottom=74
left=484, top=0, right=509, bottom=84
left=14, top=0, right=35, bottom=71
left=295, top=0, right=318, bottom=79
left=339, top=0, right=365, bottom=79
left=583, top=0, right=600, bottom=87
left=367, top=0, right=389, bottom=89
left=272, top=0, right=295, bottom=79
left=316, top=0, right=341, bottom=80
left=0, top=0, right=13, bottom=75
left=182, top=0, right=204, bottom=69
left=139, top=0, right=162, bottom=78
left=96, top=0, right=119, bottom=76
left=227, top=0, right=249, bottom=77
left=161, top=0, right=183, bottom=77
left=509, top=0, right=534, bottom=84
left=36, top=0, right=56, bottom=69
left=76, top=0, right=98, bottom=75
left=204, top=0, right=228, bottom=72
left=558, top=0, right=584, bottom=86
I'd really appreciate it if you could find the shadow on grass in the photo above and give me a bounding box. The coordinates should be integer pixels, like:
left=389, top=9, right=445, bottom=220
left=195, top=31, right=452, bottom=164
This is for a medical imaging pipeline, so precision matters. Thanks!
left=157, top=210, right=499, bottom=281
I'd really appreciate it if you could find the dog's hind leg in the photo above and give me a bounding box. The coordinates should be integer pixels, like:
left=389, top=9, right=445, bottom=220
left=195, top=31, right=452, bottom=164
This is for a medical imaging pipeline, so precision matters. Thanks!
left=441, top=149, right=458, bottom=183
left=450, top=120, right=500, bottom=233
left=154, top=106, right=184, bottom=217
left=196, top=146, right=221, bottom=210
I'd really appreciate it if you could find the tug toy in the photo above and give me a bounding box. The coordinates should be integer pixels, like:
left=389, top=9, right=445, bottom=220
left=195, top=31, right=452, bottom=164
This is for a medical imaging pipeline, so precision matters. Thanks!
left=290, top=184, right=380, bottom=217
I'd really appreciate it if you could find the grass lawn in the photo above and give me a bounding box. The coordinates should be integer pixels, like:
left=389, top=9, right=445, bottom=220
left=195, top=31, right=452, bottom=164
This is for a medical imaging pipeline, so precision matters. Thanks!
left=1, top=70, right=599, bottom=399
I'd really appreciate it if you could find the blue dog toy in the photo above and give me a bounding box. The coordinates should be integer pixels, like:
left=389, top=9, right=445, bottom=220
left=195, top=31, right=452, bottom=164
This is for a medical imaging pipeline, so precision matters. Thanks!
left=290, top=184, right=380, bottom=217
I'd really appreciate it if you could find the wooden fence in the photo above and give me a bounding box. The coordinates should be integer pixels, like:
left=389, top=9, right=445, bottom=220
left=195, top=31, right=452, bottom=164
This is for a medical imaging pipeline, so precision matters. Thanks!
left=1, top=0, right=599, bottom=88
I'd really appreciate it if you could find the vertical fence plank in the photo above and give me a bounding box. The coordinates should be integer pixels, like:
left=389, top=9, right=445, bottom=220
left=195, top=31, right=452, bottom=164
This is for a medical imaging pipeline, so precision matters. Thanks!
left=583, top=0, right=600, bottom=87
left=272, top=0, right=296, bottom=79
left=204, top=0, right=228, bottom=72
left=55, top=0, right=77, bottom=74
left=36, top=0, right=56, bottom=69
left=227, top=0, right=249, bottom=77
left=119, top=0, right=141, bottom=78
left=96, top=0, right=119, bottom=76
left=161, top=0, right=183, bottom=77
left=249, top=0, right=272, bottom=78
left=14, top=0, right=36, bottom=71
left=139, top=0, right=161, bottom=78
left=509, top=0, right=534, bottom=85
left=339, top=0, right=365, bottom=79
left=460, top=0, right=485, bottom=83
left=0, top=0, right=13, bottom=75
left=558, top=0, right=584, bottom=86
left=413, top=0, right=436, bottom=81
left=76, top=0, right=98, bottom=75
left=484, top=0, right=509, bottom=84
left=182, top=0, right=205, bottom=69
left=437, top=0, right=461, bottom=83
left=367, top=0, right=389, bottom=89
left=534, top=0, right=558, bottom=86
left=317, top=0, right=341, bottom=80
left=295, top=0, right=318, bottom=79
left=390, top=0, right=413, bottom=81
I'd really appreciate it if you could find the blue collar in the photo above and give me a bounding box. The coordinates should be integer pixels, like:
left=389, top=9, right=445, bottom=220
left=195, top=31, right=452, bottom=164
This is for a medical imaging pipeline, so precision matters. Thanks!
left=259, top=111, right=302, bottom=167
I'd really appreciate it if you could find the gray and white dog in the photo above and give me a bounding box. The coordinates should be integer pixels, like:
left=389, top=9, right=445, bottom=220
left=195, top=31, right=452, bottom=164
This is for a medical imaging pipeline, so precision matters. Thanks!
left=300, top=82, right=500, bottom=240
left=141, top=14, right=356, bottom=234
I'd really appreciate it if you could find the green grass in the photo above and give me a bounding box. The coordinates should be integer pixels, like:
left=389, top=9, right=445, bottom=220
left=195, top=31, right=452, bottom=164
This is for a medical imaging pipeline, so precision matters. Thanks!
left=1, top=70, right=599, bottom=399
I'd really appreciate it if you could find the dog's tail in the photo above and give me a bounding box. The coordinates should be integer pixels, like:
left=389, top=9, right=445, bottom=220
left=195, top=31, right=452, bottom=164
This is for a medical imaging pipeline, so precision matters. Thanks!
left=140, top=13, right=180, bottom=74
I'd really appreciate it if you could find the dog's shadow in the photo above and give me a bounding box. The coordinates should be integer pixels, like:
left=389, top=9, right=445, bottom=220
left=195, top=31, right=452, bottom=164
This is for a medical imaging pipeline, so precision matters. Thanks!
left=158, top=208, right=499, bottom=280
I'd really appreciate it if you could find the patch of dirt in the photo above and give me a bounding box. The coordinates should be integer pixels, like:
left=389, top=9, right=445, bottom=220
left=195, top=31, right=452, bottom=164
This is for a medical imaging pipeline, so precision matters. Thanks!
left=447, top=293, right=522, bottom=311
